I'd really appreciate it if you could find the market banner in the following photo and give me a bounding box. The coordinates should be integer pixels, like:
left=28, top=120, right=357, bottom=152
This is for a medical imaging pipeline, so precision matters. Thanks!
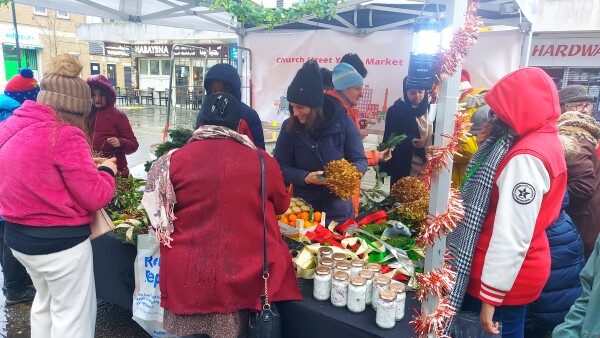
left=245, top=29, right=522, bottom=124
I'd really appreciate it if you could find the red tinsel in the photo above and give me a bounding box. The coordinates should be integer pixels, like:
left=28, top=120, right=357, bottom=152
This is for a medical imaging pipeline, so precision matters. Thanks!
left=411, top=1, right=482, bottom=336
left=410, top=297, right=456, bottom=338
left=415, top=265, right=457, bottom=302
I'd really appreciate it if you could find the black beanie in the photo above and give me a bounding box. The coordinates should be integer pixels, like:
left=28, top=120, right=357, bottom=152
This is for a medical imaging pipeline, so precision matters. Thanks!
left=287, top=60, right=323, bottom=108
left=199, top=93, right=241, bottom=130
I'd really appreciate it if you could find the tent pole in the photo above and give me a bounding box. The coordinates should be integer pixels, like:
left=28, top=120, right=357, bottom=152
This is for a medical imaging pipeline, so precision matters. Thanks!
left=11, top=0, right=22, bottom=70
left=519, top=21, right=533, bottom=68
left=420, top=0, right=466, bottom=334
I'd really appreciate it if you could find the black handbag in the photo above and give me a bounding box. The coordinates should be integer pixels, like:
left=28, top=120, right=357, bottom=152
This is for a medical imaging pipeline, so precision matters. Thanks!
left=247, top=150, right=282, bottom=338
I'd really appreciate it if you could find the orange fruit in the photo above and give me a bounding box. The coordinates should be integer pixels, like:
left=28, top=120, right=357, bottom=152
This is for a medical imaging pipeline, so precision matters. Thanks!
left=280, top=216, right=289, bottom=224
left=300, top=212, right=309, bottom=221
left=288, top=214, right=297, bottom=223
left=304, top=221, right=313, bottom=228
left=313, top=211, right=322, bottom=223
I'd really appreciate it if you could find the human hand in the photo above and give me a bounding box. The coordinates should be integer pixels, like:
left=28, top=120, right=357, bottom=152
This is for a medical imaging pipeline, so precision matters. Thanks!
left=480, top=302, right=500, bottom=335
left=412, top=138, right=425, bottom=148
left=107, top=137, right=121, bottom=148
left=377, top=148, right=393, bottom=163
left=93, top=157, right=107, bottom=165
left=360, top=129, right=369, bottom=139
left=304, top=171, right=326, bottom=185
left=100, top=157, right=118, bottom=175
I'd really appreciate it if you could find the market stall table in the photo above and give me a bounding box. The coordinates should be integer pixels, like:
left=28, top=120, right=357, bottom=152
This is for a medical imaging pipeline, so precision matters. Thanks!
left=92, top=234, right=419, bottom=338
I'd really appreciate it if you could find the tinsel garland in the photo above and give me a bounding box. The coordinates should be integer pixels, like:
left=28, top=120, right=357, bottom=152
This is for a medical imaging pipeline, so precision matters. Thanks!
left=411, top=0, right=482, bottom=336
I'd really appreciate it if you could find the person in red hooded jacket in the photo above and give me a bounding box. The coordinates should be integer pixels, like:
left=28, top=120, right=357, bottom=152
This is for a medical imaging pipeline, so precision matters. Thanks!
left=447, top=67, right=567, bottom=337
left=86, top=75, right=139, bottom=177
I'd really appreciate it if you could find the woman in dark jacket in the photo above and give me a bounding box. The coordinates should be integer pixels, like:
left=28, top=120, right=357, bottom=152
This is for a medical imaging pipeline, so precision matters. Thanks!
left=380, top=77, right=432, bottom=186
left=525, top=190, right=585, bottom=337
left=86, top=75, right=139, bottom=177
left=274, top=61, right=367, bottom=223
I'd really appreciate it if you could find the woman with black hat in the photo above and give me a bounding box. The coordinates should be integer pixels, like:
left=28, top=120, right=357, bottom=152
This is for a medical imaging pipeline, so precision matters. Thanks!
left=274, top=60, right=368, bottom=223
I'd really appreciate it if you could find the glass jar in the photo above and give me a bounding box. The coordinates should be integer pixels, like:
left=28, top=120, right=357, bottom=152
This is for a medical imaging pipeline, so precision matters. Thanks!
left=376, top=289, right=398, bottom=329
left=388, top=282, right=407, bottom=320
left=347, top=276, right=367, bottom=313
left=358, top=269, right=375, bottom=305
left=349, top=259, right=364, bottom=277
left=366, top=263, right=381, bottom=276
left=318, top=246, right=333, bottom=265
left=320, top=257, right=335, bottom=269
left=331, top=271, right=349, bottom=307
left=313, top=266, right=332, bottom=301
left=332, top=252, right=347, bottom=263
left=371, top=274, right=391, bottom=310
left=334, top=260, right=351, bottom=274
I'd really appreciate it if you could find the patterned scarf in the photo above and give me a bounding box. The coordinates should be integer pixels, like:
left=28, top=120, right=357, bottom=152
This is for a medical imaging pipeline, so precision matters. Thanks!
left=142, top=125, right=256, bottom=247
left=445, top=133, right=515, bottom=333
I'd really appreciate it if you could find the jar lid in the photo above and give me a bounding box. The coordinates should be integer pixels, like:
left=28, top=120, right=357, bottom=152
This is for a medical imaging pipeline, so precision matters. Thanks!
left=336, top=261, right=351, bottom=270
left=349, top=275, right=367, bottom=286
left=351, top=259, right=364, bottom=267
left=333, top=271, right=349, bottom=281
left=366, top=263, right=381, bottom=272
left=388, top=282, right=406, bottom=293
left=332, top=253, right=347, bottom=261
left=315, top=265, right=331, bottom=275
left=373, top=274, right=391, bottom=285
left=320, top=257, right=335, bottom=267
left=379, top=289, right=397, bottom=302
left=318, top=246, right=333, bottom=254
left=358, top=269, right=375, bottom=279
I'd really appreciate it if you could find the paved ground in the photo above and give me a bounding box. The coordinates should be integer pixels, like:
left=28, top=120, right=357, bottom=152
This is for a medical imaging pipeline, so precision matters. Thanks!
left=0, top=104, right=388, bottom=337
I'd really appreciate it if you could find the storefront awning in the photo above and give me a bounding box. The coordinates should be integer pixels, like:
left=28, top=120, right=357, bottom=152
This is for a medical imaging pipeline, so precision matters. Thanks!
left=2, top=43, right=43, bottom=50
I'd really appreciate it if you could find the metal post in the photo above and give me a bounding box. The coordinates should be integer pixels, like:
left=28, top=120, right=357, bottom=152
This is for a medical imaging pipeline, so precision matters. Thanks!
left=10, top=0, right=22, bottom=70
left=519, top=21, right=533, bottom=68
left=420, top=0, right=467, bottom=333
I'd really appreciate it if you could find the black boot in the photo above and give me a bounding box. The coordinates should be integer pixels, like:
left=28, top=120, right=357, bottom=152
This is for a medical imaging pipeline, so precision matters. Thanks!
left=5, top=286, right=35, bottom=305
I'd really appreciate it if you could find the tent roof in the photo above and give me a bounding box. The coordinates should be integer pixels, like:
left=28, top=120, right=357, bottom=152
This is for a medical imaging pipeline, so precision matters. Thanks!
left=17, top=0, right=533, bottom=35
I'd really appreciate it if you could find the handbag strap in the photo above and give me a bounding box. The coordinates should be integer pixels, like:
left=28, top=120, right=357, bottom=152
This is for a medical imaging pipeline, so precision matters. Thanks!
left=257, top=150, right=270, bottom=309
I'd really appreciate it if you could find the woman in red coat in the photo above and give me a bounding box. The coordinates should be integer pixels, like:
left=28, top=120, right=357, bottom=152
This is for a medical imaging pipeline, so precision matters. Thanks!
left=86, top=75, right=139, bottom=177
left=143, top=93, right=301, bottom=337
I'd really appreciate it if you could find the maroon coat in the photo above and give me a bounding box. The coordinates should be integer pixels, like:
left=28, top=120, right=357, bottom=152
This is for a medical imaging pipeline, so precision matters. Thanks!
left=161, top=138, right=301, bottom=314
left=87, top=75, right=138, bottom=177
left=566, top=140, right=600, bottom=259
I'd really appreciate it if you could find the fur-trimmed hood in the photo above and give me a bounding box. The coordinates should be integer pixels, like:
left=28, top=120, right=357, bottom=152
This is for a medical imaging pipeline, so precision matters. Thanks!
left=86, top=75, right=116, bottom=107
left=558, top=111, right=600, bottom=146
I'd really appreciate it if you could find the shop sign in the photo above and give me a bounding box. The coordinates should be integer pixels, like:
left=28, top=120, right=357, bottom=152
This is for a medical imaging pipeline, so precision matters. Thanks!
left=133, top=44, right=171, bottom=57
left=529, top=37, right=600, bottom=67
left=0, top=24, right=41, bottom=46
left=132, top=44, right=227, bottom=58
left=104, top=43, right=131, bottom=57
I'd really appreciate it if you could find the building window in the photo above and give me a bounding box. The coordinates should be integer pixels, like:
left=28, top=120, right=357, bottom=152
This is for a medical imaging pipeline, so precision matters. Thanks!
left=34, top=6, right=48, bottom=16
left=57, top=10, right=70, bottom=19
left=149, top=60, right=160, bottom=75
left=139, top=60, right=149, bottom=75
left=161, top=60, right=171, bottom=75
left=86, top=15, right=102, bottom=24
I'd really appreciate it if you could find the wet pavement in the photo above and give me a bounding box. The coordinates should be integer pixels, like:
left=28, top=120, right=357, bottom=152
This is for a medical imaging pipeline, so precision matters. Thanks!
left=0, top=104, right=387, bottom=337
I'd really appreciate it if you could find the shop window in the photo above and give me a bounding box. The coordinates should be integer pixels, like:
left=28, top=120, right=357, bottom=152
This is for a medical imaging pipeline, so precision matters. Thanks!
left=149, top=60, right=160, bottom=75
left=86, top=15, right=102, bottom=24
left=34, top=6, right=47, bottom=16
left=57, top=10, right=70, bottom=19
left=139, top=60, right=149, bottom=75
left=161, top=60, right=171, bottom=75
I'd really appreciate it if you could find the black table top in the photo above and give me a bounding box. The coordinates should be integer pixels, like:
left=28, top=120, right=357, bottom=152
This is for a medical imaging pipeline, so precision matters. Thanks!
left=278, top=279, right=419, bottom=338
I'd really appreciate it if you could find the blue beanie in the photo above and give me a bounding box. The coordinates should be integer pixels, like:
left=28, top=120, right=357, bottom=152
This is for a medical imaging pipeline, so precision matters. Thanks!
left=332, top=62, right=363, bottom=91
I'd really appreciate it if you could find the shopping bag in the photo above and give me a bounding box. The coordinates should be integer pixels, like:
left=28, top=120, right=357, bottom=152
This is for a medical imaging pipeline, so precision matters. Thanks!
left=452, top=311, right=502, bottom=338
left=132, top=234, right=175, bottom=338
left=90, top=208, right=115, bottom=240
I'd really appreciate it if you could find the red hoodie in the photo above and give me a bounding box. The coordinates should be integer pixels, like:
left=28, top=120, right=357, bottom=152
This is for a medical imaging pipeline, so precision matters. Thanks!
left=87, top=75, right=139, bottom=177
left=467, top=67, right=567, bottom=306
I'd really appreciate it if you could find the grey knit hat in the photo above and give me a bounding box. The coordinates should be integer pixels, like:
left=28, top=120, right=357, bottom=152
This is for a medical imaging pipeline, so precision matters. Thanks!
left=470, top=104, right=491, bottom=136
left=558, top=85, right=595, bottom=106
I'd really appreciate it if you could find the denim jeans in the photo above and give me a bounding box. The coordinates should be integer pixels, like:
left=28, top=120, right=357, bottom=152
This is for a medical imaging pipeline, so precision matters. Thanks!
left=0, top=221, right=29, bottom=293
left=462, top=293, right=527, bottom=338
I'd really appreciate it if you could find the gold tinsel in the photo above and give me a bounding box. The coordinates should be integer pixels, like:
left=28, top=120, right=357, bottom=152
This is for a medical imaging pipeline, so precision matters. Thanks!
left=324, top=159, right=363, bottom=200
left=391, top=176, right=429, bottom=203
left=396, top=198, right=430, bottom=223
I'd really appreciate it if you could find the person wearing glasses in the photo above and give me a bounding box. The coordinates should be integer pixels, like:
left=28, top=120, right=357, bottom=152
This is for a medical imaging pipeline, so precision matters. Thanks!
left=557, top=85, right=600, bottom=259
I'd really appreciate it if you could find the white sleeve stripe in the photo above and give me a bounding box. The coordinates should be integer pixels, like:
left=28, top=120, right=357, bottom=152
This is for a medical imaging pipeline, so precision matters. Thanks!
left=480, top=291, right=503, bottom=304
left=481, top=284, right=507, bottom=296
